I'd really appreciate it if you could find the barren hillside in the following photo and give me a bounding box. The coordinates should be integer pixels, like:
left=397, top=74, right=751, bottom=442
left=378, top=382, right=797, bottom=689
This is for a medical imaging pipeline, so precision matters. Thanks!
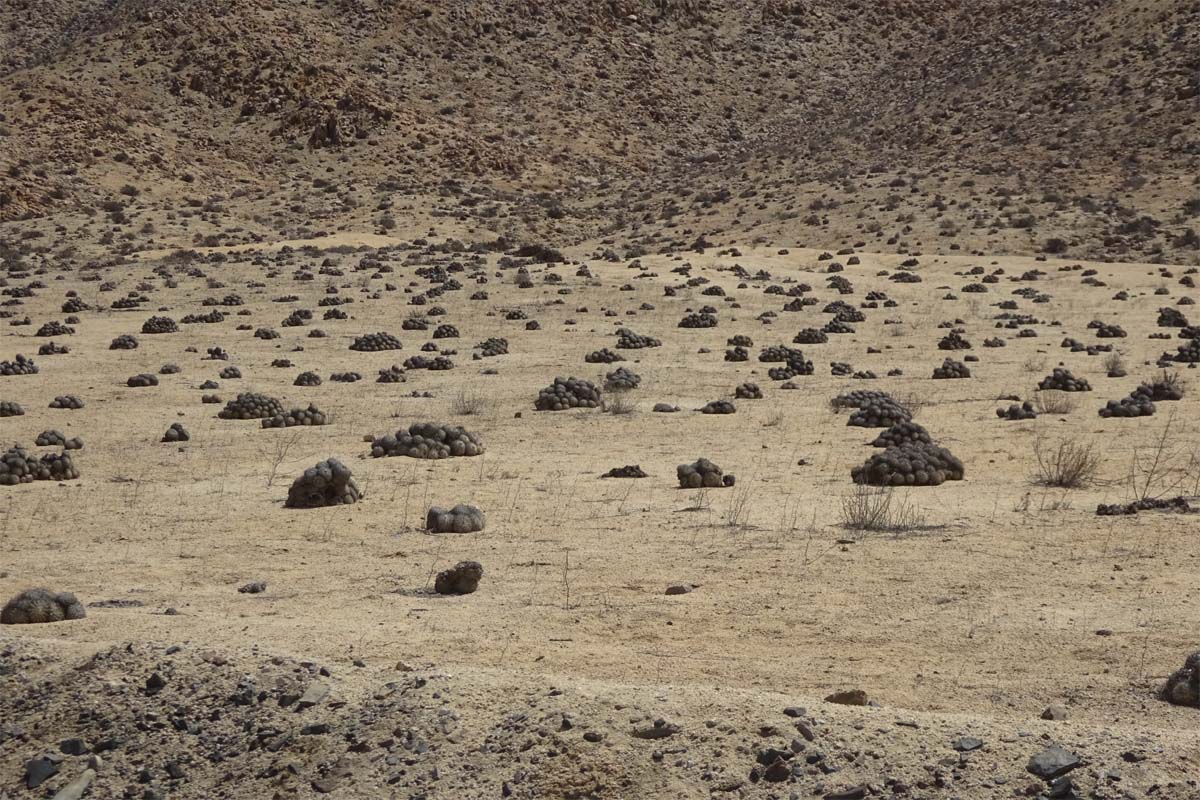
left=2, top=0, right=1197, bottom=263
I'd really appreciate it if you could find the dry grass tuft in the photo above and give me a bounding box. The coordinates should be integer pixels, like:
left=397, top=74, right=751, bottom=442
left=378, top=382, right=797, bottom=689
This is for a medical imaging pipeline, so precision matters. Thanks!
left=604, top=393, right=637, bottom=415
left=1022, top=356, right=1047, bottom=374
left=839, top=485, right=927, bottom=533
left=1031, top=390, right=1078, bottom=415
left=450, top=388, right=491, bottom=416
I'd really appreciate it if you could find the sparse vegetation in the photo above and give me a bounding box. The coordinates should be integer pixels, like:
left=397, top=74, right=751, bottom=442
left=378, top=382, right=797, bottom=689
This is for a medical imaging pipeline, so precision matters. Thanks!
left=1032, top=436, right=1100, bottom=488
left=839, top=486, right=927, bottom=533
left=1031, top=390, right=1078, bottom=415
left=1126, top=411, right=1195, bottom=502
left=722, top=483, right=754, bottom=529
left=450, top=388, right=491, bottom=416
left=0, top=3, right=1195, bottom=794
left=892, top=391, right=927, bottom=419
left=603, top=393, right=637, bottom=415
left=1021, top=356, right=1046, bottom=374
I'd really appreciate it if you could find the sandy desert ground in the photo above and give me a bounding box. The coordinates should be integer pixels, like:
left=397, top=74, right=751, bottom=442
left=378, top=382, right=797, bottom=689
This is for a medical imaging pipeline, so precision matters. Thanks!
left=2, top=238, right=1199, bottom=798
left=2, top=0, right=1199, bottom=797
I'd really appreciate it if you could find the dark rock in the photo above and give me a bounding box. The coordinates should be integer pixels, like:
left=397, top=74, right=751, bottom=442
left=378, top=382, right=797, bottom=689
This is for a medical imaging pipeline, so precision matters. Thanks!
left=632, top=719, right=680, bottom=739
left=825, top=786, right=867, bottom=800
left=1027, top=744, right=1082, bottom=780
left=762, top=756, right=791, bottom=782
left=59, top=738, right=88, bottom=756
left=1047, top=776, right=1075, bottom=798
left=25, top=756, right=59, bottom=789
left=824, top=689, right=869, bottom=706
left=1041, top=706, right=1069, bottom=721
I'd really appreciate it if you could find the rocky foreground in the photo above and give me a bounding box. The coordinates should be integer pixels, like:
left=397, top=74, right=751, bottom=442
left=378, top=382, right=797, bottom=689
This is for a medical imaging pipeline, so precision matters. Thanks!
left=2, top=639, right=1197, bottom=799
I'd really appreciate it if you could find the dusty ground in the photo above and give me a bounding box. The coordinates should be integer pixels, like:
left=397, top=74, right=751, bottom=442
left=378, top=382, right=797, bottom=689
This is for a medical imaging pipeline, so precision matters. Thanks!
left=1, top=241, right=1199, bottom=797
left=2, top=2, right=1198, bottom=796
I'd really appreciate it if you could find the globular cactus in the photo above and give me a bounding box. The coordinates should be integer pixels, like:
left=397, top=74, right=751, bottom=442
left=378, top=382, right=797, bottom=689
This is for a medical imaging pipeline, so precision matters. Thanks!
left=285, top=459, right=362, bottom=508
left=434, top=561, right=483, bottom=595
left=1, top=588, right=86, bottom=625
left=425, top=504, right=486, bottom=533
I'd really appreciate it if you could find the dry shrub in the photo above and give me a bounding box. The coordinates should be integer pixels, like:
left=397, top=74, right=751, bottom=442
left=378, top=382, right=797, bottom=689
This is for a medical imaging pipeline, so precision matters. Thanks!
left=829, top=395, right=852, bottom=413
left=1103, top=352, right=1126, bottom=375
left=1156, top=369, right=1185, bottom=396
left=1032, top=436, right=1100, bottom=488
left=722, top=483, right=754, bottom=528
left=1032, top=390, right=1078, bottom=415
left=893, top=391, right=927, bottom=419
left=1127, top=410, right=1194, bottom=501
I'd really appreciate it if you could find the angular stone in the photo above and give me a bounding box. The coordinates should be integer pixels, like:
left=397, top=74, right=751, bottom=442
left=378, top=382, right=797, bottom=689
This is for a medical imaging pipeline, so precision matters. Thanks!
left=762, top=757, right=790, bottom=782
left=825, top=786, right=867, bottom=800
left=631, top=719, right=680, bottom=739
left=1027, top=744, right=1081, bottom=780
left=59, top=738, right=88, bottom=755
left=953, top=736, right=983, bottom=752
left=25, top=757, right=59, bottom=789
left=51, top=768, right=96, bottom=800
left=297, top=682, right=330, bottom=710
left=824, top=689, right=869, bottom=706
left=1041, top=705, right=1069, bottom=721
